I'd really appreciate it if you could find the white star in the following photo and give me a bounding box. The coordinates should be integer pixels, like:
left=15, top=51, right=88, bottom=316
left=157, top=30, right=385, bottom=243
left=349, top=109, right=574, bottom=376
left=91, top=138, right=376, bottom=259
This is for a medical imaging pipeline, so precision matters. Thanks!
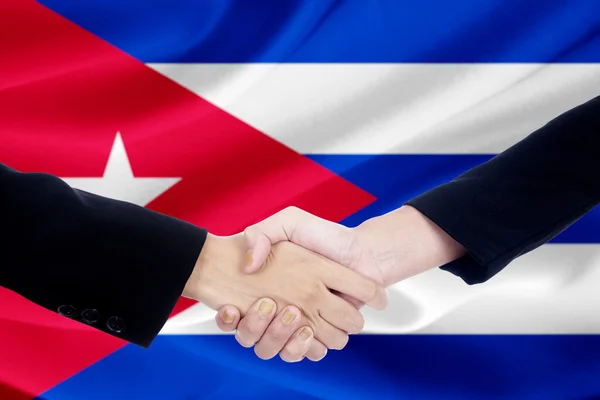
left=62, top=133, right=180, bottom=206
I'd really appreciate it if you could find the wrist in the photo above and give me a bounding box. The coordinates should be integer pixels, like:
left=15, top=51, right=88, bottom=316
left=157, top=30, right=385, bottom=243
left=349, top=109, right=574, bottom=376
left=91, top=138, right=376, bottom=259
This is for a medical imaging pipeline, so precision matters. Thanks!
left=183, top=233, right=245, bottom=308
left=354, top=205, right=466, bottom=286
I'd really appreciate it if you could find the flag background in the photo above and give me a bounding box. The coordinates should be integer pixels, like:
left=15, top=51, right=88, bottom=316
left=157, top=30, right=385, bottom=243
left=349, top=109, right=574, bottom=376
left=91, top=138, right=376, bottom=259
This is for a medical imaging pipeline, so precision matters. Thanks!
left=1, top=1, right=600, bottom=399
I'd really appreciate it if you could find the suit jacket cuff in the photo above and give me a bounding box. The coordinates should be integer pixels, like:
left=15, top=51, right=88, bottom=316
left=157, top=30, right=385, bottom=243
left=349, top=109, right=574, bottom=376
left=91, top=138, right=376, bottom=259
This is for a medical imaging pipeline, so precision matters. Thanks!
left=406, top=187, right=500, bottom=285
left=76, top=190, right=208, bottom=347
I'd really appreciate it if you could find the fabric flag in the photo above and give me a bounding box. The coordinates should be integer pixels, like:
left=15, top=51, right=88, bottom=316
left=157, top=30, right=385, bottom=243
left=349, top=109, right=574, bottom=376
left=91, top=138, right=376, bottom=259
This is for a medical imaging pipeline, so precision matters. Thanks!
left=1, top=0, right=599, bottom=399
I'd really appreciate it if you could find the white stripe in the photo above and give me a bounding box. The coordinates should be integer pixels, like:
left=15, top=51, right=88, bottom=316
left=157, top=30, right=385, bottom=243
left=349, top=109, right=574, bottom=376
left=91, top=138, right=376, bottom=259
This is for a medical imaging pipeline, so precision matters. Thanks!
left=149, top=63, right=600, bottom=154
left=162, top=244, right=600, bottom=335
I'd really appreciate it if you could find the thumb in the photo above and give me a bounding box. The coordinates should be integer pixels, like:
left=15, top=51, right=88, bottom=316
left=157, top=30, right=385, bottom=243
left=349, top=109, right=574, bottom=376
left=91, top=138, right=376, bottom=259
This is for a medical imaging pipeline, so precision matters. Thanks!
left=242, top=226, right=277, bottom=273
left=242, top=207, right=297, bottom=273
left=242, top=206, right=353, bottom=273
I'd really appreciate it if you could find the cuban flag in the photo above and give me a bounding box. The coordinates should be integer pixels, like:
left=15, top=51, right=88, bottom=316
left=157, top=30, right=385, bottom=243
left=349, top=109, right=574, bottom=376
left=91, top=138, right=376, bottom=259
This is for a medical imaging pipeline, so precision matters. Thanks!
left=2, top=1, right=600, bottom=399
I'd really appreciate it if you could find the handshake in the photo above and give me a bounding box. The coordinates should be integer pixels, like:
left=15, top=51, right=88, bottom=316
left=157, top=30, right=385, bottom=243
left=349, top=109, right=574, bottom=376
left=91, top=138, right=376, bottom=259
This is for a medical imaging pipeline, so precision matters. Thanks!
left=182, top=205, right=466, bottom=362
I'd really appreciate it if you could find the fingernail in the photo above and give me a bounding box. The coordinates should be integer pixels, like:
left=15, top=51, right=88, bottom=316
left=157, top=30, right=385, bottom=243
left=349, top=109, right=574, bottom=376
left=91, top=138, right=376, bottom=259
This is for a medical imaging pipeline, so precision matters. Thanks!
left=282, top=309, right=297, bottom=325
left=258, top=300, right=274, bottom=317
left=222, top=309, right=234, bottom=324
left=244, top=250, right=253, bottom=269
left=299, top=327, right=312, bottom=341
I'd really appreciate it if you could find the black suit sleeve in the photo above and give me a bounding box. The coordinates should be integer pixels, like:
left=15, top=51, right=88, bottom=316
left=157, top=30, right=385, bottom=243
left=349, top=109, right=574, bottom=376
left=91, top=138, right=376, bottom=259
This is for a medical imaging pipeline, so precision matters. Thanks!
left=0, top=164, right=207, bottom=347
left=407, top=95, right=600, bottom=284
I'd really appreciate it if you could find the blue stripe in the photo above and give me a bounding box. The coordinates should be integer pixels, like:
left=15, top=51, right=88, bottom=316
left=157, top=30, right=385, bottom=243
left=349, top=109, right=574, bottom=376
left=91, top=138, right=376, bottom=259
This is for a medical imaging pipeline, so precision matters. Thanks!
left=39, top=0, right=600, bottom=63
left=39, top=335, right=600, bottom=399
left=307, top=155, right=600, bottom=243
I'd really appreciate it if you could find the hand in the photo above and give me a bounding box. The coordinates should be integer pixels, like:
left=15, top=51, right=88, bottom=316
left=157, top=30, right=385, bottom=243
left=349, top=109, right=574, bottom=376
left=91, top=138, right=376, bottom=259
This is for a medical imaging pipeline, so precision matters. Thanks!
left=217, top=205, right=465, bottom=360
left=184, top=233, right=388, bottom=350
left=216, top=299, right=328, bottom=362
left=244, top=205, right=466, bottom=293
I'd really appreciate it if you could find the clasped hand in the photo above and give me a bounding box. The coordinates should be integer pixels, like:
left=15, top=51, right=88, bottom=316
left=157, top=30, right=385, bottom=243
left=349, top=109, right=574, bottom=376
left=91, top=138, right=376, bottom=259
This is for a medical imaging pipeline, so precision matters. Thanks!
left=182, top=228, right=388, bottom=360
left=198, top=205, right=464, bottom=362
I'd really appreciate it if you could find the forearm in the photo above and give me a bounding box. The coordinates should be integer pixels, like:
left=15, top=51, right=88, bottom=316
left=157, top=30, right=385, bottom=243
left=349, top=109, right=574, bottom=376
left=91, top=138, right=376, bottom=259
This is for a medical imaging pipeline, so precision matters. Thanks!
left=354, top=205, right=466, bottom=286
left=1, top=164, right=207, bottom=346
left=405, top=95, right=600, bottom=284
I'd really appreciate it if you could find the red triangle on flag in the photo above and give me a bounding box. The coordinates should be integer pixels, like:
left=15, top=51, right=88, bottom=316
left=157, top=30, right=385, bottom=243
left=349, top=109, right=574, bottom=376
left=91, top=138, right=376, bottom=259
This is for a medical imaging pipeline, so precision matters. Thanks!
left=0, top=1, right=375, bottom=398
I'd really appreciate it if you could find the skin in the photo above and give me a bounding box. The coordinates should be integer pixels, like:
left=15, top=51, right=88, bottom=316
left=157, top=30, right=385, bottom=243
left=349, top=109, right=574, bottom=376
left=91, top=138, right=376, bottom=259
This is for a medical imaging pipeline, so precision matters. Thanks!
left=183, top=233, right=388, bottom=352
left=214, top=205, right=466, bottom=362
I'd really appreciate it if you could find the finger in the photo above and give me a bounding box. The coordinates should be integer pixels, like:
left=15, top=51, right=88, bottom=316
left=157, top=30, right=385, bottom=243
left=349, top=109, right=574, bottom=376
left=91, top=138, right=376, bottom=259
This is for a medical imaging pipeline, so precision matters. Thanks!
left=321, top=263, right=389, bottom=311
left=243, top=209, right=292, bottom=273
left=337, top=292, right=364, bottom=310
left=242, top=231, right=273, bottom=273
left=254, top=306, right=303, bottom=360
left=215, top=305, right=241, bottom=332
left=314, top=319, right=349, bottom=350
left=235, top=298, right=276, bottom=348
left=305, top=339, right=328, bottom=362
left=318, top=293, right=365, bottom=334
left=280, top=326, right=314, bottom=363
